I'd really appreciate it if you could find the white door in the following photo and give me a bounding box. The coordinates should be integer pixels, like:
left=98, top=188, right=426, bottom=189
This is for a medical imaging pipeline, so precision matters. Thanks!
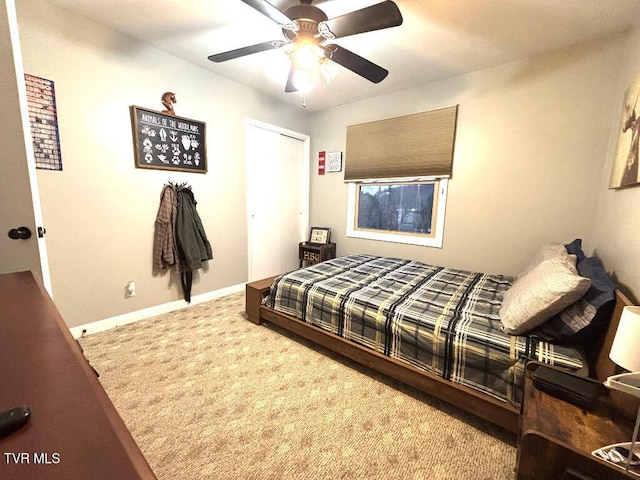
left=0, top=0, right=51, bottom=293
left=246, top=120, right=309, bottom=282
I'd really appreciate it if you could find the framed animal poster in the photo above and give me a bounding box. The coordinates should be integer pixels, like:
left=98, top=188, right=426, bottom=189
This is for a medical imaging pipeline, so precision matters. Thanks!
left=609, top=73, right=640, bottom=189
left=130, top=106, right=207, bottom=173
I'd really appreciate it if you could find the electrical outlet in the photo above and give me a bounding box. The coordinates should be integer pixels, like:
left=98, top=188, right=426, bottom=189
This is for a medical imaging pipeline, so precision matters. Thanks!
left=125, top=281, right=136, bottom=298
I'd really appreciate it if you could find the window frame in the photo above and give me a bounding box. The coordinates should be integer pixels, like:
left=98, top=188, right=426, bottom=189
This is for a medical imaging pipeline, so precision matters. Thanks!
left=346, top=177, right=448, bottom=248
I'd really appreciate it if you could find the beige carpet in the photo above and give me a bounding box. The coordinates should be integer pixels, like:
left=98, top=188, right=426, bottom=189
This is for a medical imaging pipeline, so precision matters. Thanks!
left=79, top=292, right=517, bottom=479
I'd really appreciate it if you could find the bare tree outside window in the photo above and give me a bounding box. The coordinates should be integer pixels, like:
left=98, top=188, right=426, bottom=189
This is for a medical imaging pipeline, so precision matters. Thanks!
left=357, top=183, right=435, bottom=235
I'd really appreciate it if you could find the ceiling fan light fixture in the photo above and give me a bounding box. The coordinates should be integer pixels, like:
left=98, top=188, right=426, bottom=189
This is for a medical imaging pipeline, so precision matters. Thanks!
left=293, top=39, right=320, bottom=71
left=289, top=37, right=323, bottom=92
left=209, top=0, right=404, bottom=94
left=291, top=68, right=313, bottom=92
left=319, top=56, right=340, bottom=84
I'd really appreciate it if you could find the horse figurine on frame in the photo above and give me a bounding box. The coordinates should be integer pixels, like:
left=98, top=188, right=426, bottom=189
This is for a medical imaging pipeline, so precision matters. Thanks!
left=161, top=92, right=177, bottom=116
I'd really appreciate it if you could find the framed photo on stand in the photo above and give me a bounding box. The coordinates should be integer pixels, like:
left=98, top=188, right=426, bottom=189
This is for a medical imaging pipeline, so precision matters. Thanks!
left=309, top=227, right=331, bottom=245
left=299, top=228, right=335, bottom=267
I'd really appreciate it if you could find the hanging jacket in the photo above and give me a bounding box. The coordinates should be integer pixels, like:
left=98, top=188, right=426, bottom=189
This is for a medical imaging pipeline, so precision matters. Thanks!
left=175, top=186, right=213, bottom=271
left=175, top=186, right=213, bottom=302
left=152, top=184, right=178, bottom=271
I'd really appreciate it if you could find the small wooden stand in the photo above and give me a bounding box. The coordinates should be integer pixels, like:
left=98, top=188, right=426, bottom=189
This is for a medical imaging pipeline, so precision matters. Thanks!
left=298, top=242, right=336, bottom=267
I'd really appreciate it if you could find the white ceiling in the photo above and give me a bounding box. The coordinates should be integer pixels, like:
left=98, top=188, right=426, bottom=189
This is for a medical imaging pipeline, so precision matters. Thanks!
left=43, top=0, right=640, bottom=112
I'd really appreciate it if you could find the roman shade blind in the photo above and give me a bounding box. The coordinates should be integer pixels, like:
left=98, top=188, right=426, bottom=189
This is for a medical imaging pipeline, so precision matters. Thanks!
left=344, top=105, right=458, bottom=181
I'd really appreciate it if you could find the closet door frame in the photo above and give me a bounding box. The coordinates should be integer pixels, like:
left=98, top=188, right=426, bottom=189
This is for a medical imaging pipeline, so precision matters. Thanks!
left=245, top=118, right=310, bottom=282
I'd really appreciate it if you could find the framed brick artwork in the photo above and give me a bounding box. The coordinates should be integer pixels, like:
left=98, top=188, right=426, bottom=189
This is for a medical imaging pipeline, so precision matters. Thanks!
left=25, top=74, right=63, bottom=171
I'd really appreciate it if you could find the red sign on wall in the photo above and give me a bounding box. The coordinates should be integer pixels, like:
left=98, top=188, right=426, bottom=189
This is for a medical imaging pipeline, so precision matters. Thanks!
left=318, top=151, right=326, bottom=175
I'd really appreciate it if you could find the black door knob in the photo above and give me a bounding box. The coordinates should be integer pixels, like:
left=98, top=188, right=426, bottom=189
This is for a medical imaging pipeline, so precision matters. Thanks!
left=8, top=227, right=32, bottom=240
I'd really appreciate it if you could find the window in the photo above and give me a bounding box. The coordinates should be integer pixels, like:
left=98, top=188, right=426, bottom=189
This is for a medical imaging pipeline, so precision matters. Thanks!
left=343, top=106, right=457, bottom=249
left=346, top=178, right=448, bottom=248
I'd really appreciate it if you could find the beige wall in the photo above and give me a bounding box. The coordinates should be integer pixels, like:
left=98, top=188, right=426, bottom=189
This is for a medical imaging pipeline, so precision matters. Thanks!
left=16, top=0, right=310, bottom=327
left=593, top=26, right=640, bottom=301
left=309, top=34, right=629, bottom=277
left=14, top=0, right=640, bottom=328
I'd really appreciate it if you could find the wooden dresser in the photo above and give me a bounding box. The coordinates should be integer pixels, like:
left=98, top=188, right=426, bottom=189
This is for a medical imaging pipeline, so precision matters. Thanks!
left=0, top=271, right=155, bottom=480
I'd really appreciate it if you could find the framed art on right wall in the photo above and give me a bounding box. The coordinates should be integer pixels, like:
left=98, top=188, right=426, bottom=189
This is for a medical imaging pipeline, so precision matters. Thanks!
left=610, top=73, right=640, bottom=189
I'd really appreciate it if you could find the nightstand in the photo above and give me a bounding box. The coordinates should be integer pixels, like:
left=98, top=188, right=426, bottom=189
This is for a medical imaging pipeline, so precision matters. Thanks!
left=516, top=362, right=638, bottom=479
left=298, top=242, right=336, bottom=267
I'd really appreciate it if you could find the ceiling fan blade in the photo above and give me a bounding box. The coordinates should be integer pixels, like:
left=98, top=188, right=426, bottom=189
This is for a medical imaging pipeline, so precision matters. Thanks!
left=325, top=45, right=388, bottom=83
left=240, top=0, right=292, bottom=26
left=285, top=63, right=298, bottom=93
left=208, top=40, right=286, bottom=62
left=319, top=1, right=403, bottom=40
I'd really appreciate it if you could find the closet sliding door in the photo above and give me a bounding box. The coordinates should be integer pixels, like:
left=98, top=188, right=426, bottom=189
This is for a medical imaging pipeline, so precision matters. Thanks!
left=245, top=120, right=309, bottom=282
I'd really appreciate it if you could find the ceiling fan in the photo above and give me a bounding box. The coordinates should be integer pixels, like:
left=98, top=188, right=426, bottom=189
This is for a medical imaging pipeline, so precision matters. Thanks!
left=208, top=0, right=403, bottom=93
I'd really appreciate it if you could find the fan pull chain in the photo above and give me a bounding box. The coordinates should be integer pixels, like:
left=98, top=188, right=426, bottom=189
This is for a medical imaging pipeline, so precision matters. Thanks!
left=302, top=92, right=307, bottom=108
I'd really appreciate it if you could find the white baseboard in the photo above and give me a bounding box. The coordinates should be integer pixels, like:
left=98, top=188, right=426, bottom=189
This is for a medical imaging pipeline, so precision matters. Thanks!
left=70, top=283, right=245, bottom=339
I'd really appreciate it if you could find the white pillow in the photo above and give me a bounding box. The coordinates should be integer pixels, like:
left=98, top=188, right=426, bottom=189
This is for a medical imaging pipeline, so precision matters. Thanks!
left=518, top=242, right=568, bottom=278
left=500, top=254, right=591, bottom=335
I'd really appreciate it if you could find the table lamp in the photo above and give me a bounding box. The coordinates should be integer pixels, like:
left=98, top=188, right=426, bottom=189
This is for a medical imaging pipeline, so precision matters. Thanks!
left=606, top=305, right=640, bottom=473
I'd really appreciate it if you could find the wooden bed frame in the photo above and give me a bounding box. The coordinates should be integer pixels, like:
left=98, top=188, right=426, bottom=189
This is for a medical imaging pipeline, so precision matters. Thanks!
left=245, top=276, right=633, bottom=433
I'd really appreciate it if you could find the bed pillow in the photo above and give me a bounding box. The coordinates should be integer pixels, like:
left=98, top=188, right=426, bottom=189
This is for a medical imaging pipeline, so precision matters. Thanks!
left=517, top=242, right=568, bottom=278
left=500, top=254, right=591, bottom=335
left=533, top=256, right=616, bottom=342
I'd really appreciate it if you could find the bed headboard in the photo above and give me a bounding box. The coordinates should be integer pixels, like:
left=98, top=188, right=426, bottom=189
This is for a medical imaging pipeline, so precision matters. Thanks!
left=593, top=289, right=633, bottom=382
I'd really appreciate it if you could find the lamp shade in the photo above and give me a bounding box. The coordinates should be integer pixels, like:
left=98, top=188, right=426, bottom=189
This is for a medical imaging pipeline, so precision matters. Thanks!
left=610, top=306, right=640, bottom=372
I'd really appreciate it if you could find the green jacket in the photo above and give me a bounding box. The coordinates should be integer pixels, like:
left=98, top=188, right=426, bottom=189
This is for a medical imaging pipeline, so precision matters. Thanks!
left=175, top=187, right=213, bottom=272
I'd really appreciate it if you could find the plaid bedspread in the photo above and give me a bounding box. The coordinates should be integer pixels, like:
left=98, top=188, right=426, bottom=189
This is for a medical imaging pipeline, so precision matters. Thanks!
left=265, top=254, right=584, bottom=406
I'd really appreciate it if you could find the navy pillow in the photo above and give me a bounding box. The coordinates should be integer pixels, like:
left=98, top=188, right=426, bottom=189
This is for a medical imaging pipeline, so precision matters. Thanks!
left=576, top=257, right=617, bottom=310
left=533, top=256, right=616, bottom=342
left=565, top=238, right=587, bottom=263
